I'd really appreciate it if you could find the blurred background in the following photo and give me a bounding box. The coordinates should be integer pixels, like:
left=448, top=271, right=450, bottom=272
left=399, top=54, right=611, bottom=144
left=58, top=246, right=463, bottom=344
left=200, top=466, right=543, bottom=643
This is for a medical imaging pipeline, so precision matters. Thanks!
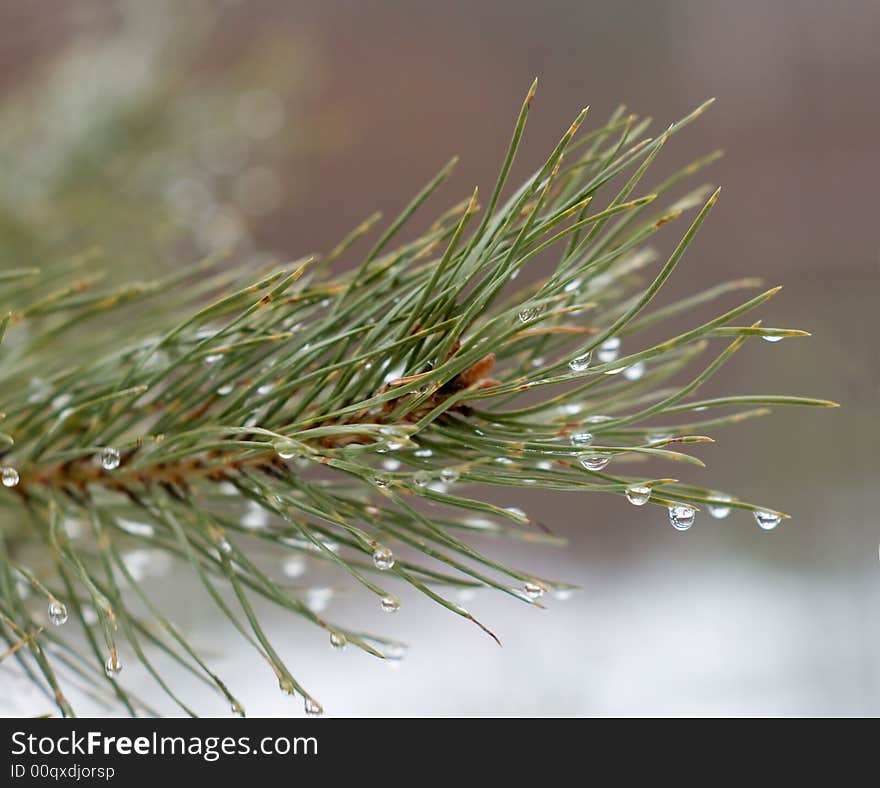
left=0, top=0, right=877, bottom=715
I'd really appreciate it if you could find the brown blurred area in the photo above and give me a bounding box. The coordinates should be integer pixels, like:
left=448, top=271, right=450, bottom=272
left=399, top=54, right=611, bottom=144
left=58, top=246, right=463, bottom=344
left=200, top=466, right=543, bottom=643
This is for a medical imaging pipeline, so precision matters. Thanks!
left=1, top=0, right=877, bottom=715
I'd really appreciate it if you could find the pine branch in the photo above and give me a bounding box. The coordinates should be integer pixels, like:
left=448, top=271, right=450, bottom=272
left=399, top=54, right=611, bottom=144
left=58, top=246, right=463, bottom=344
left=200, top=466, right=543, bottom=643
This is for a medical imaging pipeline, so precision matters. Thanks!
left=0, top=85, right=837, bottom=717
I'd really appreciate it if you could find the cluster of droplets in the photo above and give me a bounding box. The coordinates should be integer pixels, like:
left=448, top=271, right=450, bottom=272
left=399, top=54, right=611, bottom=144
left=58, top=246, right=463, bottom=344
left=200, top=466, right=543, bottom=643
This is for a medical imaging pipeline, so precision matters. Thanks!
left=625, top=493, right=783, bottom=533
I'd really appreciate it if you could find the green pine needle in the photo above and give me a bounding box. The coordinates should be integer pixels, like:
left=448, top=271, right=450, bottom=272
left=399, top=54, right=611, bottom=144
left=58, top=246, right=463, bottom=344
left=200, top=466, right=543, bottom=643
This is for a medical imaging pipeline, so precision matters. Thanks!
left=0, top=85, right=837, bottom=717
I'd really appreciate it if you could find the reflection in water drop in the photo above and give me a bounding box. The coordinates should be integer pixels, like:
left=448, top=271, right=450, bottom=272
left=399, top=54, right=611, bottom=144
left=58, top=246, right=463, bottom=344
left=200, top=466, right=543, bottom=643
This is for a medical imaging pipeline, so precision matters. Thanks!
left=668, top=505, right=696, bottom=531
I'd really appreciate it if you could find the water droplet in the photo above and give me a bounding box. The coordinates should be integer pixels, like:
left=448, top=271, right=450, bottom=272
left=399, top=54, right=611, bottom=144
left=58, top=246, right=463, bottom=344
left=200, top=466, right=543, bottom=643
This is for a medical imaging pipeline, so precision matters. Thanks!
left=304, top=698, right=324, bottom=717
left=668, top=504, right=696, bottom=531
left=203, top=353, right=224, bottom=366
left=306, top=587, right=333, bottom=612
left=495, top=457, right=514, bottom=465
left=62, top=518, right=84, bottom=539
left=372, top=546, right=395, bottom=571
left=569, top=351, right=592, bottom=372
left=100, top=447, right=121, bottom=471
left=242, top=501, right=268, bottom=529
left=754, top=510, right=781, bottom=530
left=762, top=335, right=784, bottom=343
left=562, top=403, right=583, bottom=416
left=518, top=306, right=539, bottom=322
left=413, top=448, right=433, bottom=458
left=104, top=654, right=123, bottom=678
left=28, top=377, right=51, bottom=404
left=585, top=414, right=613, bottom=425
left=570, top=432, right=593, bottom=447
left=123, top=548, right=171, bottom=581
left=623, top=361, right=645, bottom=381
left=440, top=468, right=460, bottom=484
left=504, top=506, right=528, bottom=523
left=118, top=519, right=154, bottom=537
left=382, top=364, right=406, bottom=384
left=329, top=632, right=347, bottom=651
left=523, top=581, right=546, bottom=600
left=564, top=278, right=582, bottom=293
left=257, top=383, right=274, bottom=396
left=597, top=337, right=621, bottom=363
left=384, top=643, right=407, bottom=661
left=380, top=594, right=400, bottom=613
left=274, top=440, right=300, bottom=459
left=381, top=458, right=401, bottom=472
left=282, top=555, right=306, bottom=578
left=536, top=460, right=553, bottom=471
left=625, top=485, right=651, bottom=506
left=48, top=600, right=68, bottom=626
left=412, top=471, right=431, bottom=487
left=578, top=454, right=610, bottom=471
left=1, top=467, right=20, bottom=487
left=708, top=495, right=733, bottom=519
left=216, top=384, right=234, bottom=396
left=530, top=357, right=545, bottom=368
left=372, top=475, right=392, bottom=489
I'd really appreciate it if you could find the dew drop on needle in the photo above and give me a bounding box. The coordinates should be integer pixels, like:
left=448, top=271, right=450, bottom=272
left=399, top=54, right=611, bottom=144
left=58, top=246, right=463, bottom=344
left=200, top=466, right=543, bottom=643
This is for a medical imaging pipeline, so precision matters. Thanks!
left=668, top=505, right=695, bottom=531
left=625, top=485, right=651, bottom=506
left=48, top=600, right=68, bottom=626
